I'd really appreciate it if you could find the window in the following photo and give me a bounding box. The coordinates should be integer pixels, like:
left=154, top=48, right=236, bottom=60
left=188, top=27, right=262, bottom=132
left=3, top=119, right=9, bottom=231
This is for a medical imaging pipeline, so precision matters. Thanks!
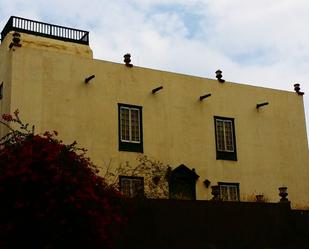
left=214, top=116, right=237, bottom=160
left=218, top=182, right=240, bottom=201
left=119, top=176, right=144, bottom=198
left=118, top=103, right=143, bottom=152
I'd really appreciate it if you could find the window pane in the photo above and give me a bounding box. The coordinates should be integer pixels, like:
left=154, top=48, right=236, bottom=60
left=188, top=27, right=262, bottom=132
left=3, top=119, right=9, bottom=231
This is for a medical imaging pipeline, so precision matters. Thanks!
left=216, top=120, right=225, bottom=151
left=130, top=109, right=140, bottom=142
left=224, top=121, right=234, bottom=152
left=120, top=108, right=130, bottom=141
left=132, top=178, right=143, bottom=197
left=220, top=185, right=228, bottom=201
left=120, top=177, right=144, bottom=197
left=229, top=186, right=238, bottom=201
left=119, top=104, right=143, bottom=152
left=219, top=184, right=239, bottom=201
left=121, top=178, right=131, bottom=197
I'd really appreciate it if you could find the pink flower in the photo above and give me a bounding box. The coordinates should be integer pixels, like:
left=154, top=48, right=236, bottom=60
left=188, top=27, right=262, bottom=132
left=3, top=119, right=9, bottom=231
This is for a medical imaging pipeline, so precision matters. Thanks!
left=2, top=114, right=13, bottom=121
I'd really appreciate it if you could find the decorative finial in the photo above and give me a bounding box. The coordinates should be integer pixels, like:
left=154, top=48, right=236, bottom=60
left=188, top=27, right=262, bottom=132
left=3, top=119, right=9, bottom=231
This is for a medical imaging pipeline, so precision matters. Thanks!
left=278, top=187, right=289, bottom=202
left=215, top=69, right=225, bottom=83
left=124, top=53, right=133, bottom=67
left=294, top=83, right=304, bottom=95
left=9, top=32, right=22, bottom=49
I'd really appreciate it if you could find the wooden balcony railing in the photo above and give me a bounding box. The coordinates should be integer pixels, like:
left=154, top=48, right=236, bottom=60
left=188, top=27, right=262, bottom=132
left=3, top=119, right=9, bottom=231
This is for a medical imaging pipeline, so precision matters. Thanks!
left=1, top=16, right=89, bottom=45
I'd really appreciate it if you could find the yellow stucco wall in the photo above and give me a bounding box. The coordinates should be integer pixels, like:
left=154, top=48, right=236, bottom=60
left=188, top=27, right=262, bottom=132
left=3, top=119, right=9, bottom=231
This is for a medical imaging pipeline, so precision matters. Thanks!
left=1, top=32, right=309, bottom=209
left=0, top=35, right=13, bottom=137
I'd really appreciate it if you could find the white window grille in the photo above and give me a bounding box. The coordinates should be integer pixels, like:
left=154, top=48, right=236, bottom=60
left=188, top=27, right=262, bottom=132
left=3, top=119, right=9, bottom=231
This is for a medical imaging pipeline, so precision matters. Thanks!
left=216, top=119, right=234, bottom=152
left=219, top=184, right=239, bottom=201
left=120, top=107, right=140, bottom=143
left=119, top=176, right=144, bottom=197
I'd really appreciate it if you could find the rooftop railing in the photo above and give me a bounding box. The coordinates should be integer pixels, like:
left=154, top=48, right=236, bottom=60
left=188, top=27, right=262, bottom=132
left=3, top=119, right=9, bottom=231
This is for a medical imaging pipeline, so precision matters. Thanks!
left=1, top=16, right=89, bottom=45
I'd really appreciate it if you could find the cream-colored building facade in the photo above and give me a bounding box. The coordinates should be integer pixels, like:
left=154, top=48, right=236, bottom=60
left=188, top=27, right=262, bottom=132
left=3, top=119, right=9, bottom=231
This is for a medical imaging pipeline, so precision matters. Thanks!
left=1, top=17, right=309, bottom=209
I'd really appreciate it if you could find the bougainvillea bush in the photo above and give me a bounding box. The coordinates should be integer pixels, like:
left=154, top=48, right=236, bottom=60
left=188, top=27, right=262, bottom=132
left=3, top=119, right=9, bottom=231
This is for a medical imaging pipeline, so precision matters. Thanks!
left=0, top=111, right=128, bottom=249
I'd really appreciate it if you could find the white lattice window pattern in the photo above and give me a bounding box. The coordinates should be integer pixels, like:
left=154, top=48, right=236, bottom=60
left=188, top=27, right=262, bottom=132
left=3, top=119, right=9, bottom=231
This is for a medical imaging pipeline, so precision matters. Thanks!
left=219, top=184, right=239, bottom=201
left=120, top=107, right=140, bottom=143
left=216, top=119, right=234, bottom=152
left=120, top=177, right=143, bottom=197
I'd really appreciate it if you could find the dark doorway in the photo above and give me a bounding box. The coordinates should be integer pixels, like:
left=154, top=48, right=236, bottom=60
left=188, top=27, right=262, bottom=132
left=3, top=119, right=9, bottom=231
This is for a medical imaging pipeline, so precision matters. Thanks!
left=169, top=164, right=199, bottom=200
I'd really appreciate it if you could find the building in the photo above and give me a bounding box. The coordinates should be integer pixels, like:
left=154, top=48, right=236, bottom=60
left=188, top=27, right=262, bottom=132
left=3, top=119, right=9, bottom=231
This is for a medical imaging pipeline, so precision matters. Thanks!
left=1, top=16, right=309, bottom=209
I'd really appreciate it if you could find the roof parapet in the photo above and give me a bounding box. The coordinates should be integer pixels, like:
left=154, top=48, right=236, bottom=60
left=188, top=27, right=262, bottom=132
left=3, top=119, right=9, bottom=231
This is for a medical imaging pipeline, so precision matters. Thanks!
left=1, top=16, right=89, bottom=45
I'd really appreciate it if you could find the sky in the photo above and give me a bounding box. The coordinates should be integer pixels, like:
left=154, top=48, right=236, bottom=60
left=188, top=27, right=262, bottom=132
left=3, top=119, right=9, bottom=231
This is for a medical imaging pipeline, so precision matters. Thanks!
left=1, top=0, right=309, bottom=138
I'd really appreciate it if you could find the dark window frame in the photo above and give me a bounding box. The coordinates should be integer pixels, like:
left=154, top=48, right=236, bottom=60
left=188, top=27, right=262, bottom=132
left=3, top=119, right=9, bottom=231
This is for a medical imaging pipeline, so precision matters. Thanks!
left=119, top=175, right=144, bottom=198
left=218, top=182, right=240, bottom=201
left=214, top=116, right=237, bottom=161
left=118, top=103, right=143, bottom=153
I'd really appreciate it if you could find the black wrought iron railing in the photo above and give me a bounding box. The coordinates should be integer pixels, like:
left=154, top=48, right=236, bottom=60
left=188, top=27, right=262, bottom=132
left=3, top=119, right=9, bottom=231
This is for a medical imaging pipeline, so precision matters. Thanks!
left=1, top=16, right=89, bottom=45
